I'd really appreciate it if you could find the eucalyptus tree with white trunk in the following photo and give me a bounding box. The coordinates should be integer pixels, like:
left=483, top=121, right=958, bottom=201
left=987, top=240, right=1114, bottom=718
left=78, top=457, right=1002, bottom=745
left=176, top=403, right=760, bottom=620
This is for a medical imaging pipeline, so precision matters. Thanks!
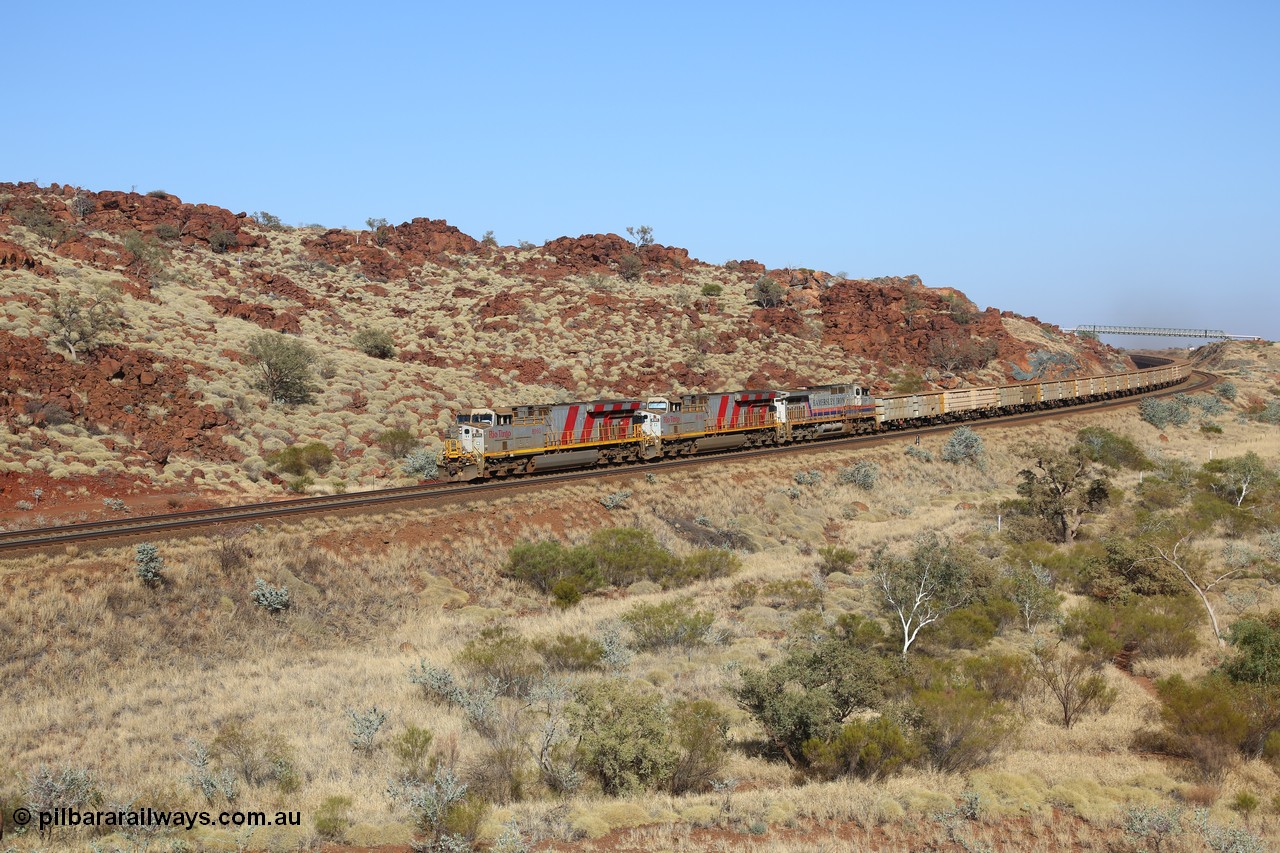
left=870, top=533, right=977, bottom=657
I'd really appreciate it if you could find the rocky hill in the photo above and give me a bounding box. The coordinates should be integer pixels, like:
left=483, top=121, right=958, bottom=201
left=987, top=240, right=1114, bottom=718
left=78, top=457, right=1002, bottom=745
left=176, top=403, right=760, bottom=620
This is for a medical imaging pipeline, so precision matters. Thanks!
left=0, top=181, right=1128, bottom=515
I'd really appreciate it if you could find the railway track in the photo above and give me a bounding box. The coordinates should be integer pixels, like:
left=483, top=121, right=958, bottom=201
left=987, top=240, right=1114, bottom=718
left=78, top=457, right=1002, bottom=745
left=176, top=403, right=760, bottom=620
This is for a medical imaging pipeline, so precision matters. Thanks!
left=0, top=364, right=1214, bottom=556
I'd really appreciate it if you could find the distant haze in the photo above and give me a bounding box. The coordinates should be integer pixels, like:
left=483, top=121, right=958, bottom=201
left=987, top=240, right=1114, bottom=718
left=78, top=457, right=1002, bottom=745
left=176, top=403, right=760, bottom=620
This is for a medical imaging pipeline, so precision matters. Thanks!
left=7, top=2, right=1277, bottom=339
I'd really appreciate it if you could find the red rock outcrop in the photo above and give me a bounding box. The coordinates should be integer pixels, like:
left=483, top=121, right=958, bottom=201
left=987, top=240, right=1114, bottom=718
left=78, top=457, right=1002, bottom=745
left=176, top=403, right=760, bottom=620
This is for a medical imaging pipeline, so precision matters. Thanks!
left=205, top=296, right=302, bottom=333
left=0, top=331, right=239, bottom=464
left=0, top=238, right=51, bottom=276
left=533, top=234, right=704, bottom=280
left=302, top=217, right=481, bottom=279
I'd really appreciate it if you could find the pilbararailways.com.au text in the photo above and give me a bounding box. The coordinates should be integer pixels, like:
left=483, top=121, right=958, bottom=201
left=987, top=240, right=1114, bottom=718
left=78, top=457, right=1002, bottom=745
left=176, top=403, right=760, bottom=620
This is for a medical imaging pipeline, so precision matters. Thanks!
left=18, top=807, right=301, bottom=832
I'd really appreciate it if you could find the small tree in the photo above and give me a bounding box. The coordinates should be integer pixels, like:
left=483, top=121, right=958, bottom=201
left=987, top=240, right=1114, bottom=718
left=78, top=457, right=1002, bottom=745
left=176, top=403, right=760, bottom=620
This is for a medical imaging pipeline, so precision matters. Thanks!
left=134, top=543, right=166, bottom=587
left=70, top=193, right=96, bottom=219
left=871, top=533, right=977, bottom=656
left=1002, top=562, right=1060, bottom=632
left=252, top=211, right=284, bottom=230
left=366, top=217, right=391, bottom=246
left=1031, top=644, right=1117, bottom=729
left=752, top=275, right=785, bottom=308
left=1016, top=444, right=1111, bottom=544
left=245, top=332, right=316, bottom=404
left=44, top=288, right=124, bottom=362
left=626, top=225, right=654, bottom=251
left=1136, top=525, right=1241, bottom=648
left=1204, top=452, right=1274, bottom=508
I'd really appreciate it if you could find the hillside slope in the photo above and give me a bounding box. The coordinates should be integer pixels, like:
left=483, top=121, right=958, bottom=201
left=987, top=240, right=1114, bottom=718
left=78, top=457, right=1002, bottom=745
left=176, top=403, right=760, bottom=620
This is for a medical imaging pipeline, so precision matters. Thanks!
left=0, top=182, right=1127, bottom=514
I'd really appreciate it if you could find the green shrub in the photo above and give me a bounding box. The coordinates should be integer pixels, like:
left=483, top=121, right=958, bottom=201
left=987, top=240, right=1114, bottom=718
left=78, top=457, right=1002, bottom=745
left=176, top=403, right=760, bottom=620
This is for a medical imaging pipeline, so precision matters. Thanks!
left=930, top=604, right=998, bottom=650
left=314, top=795, right=353, bottom=840
left=503, top=529, right=717, bottom=601
left=1032, top=645, right=1117, bottom=729
left=134, top=542, right=165, bottom=587
left=1063, top=596, right=1200, bottom=663
left=621, top=599, right=715, bottom=651
left=353, top=327, right=396, bottom=359
left=504, top=540, right=596, bottom=596
left=802, top=716, right=920, bottom=781
left=752, top=275, right=785, bottom=307
left=245, top=332, right=316, bottom=404
left=817, top=546, right=858, bottom=576
left=392, top=725, right=436, bottom=781
left=941, top=426, right=985, bottom=467
left=1078, top=538, right=1187, bottom=602
left=914, top=686, right=1016, bottom=772
left=570, top=680, right=676, bottom=795
left=892, top=371, right=927, bottom=394
left=619, top=253, right=644, bottom=281
left=250, top=578, right=290, bottom=614
left=269, top=441, right=335, bottom=475
left=668, top=700, right=730, bottom=794
left=735, top=623, right=896, bottom=764
left=146, top=188, right=170, bottom=198
left=1215, top=380, right=1238, bottom=401
left=153, top=222, right=181, bottom=240
left=533, top=633, right=606, bottom=671
left=674, top=548, right=741, bottom=585
left=209, top=228, right=237, bottom=253
left=700, top=283, right=722, bottom=297
left=1076, top=426, right=1151, bottom=470
left=837, top=460, right=879, bottom=489
left=756, top=578, right=824, bottom=610
left=1151, top=675, right=1248, bottom=780
left=1001, top=561, right=1062, bottom=632
left=1224, top=613, right=1280, bottom=685
left=209, top=718, right=296, bottom=787
left=962, top=654, right=1032, bottom=704
left=376, top=427, right=419, bottom=458
left=1139, top=397, right=1191, bottom=429
left=455, top=626, right=544, bottom=692
left=252, top=211, right=285, bottom=229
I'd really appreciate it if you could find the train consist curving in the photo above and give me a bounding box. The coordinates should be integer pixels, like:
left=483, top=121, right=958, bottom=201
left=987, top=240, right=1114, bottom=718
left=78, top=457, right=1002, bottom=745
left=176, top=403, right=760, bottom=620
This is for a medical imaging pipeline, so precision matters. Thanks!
left=438, top=361, right=1186, bottom=481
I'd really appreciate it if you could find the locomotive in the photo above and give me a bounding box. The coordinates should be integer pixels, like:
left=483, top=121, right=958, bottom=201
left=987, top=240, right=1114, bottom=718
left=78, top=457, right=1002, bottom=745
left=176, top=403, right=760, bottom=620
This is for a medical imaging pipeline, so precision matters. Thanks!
left=438, top=363, right=1185, bottom=482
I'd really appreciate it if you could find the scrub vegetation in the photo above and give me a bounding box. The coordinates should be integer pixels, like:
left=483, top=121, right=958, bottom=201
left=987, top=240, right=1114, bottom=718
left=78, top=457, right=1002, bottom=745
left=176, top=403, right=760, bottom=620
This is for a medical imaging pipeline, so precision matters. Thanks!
left=2, top=340, right=1280, bottom=850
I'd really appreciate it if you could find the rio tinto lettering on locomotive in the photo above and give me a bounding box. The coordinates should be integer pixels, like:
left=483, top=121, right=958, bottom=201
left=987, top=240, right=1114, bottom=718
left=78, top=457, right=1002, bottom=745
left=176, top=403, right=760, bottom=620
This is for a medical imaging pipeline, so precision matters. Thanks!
left=489, top=429, right=513, bottom=439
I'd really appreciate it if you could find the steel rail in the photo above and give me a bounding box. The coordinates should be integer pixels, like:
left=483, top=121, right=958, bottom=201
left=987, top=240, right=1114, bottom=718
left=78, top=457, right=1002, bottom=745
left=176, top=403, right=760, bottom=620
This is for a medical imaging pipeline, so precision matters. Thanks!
left=0, top=362, right=1209, bottom=556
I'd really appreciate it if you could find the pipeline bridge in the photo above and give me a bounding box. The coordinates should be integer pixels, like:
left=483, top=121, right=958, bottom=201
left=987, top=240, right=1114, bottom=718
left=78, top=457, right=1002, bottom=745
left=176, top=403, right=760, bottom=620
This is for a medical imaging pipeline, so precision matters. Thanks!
left=1067, top=325, right=1263, bottom=341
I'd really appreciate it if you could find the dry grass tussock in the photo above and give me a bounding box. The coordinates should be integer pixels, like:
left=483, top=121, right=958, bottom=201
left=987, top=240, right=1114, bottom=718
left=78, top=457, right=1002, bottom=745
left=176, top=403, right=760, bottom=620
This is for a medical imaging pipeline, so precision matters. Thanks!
left=2, top=363, right=1280, bottom=850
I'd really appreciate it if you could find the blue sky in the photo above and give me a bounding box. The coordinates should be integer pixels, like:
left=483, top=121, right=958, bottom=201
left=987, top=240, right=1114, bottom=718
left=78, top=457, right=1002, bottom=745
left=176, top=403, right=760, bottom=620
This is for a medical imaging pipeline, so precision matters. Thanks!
left=7, top=1, right=1278, bottom=341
